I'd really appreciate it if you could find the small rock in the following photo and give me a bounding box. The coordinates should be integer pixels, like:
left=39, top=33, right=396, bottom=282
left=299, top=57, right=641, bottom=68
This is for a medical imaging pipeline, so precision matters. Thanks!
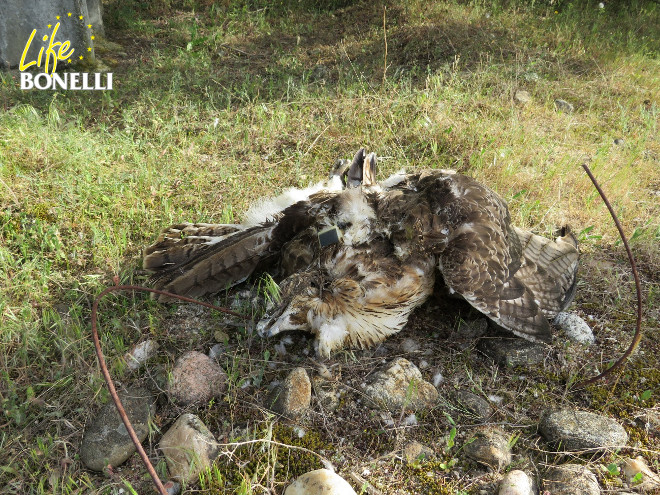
left=168, top=351, right=227, bottom=405
left=80, top=387, right=155, bottom=471
left=401, top=338, right=420, bottom=353
left=214, top=329, right=229, bottom=342
left=540, top=409, right=628, bottom=451
left=622, top=456, right=660, bottom=491
left=554, top=99, right=574, bottom=113
left=404, top=441, right=434, bottom=464
left=481, top=338, right=547, bottom=367
left=464, top=427, right=512, bottom=471
left=268, top=367, right=312, bottom=418
left=284, top=469, right=356, bottom=495
left=514, top=90, right=532, bottom=105
left=452, top=390, right=492, bottom=421
left=498, top=470, right=534, bottom=495
left=614, top=138, right=625, bottom=146
left=543, top=464, right=599, bottom=495
left=125, top=339, right=160, bottom=371
left=159, top=413, right=219, bottom=483
left=363, top=358, right=439, bottom=412
left=553, top=312, right=595, bottom=344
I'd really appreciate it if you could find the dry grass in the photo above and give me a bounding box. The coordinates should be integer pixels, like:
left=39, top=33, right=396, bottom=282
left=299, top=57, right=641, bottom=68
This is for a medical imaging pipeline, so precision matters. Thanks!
left=0, top=0, right=658, bottom=493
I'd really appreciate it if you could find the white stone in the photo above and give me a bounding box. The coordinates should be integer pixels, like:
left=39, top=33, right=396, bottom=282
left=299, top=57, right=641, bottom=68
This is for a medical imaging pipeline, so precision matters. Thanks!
left=284, top=469, right=356, bottom=495
left=125, top=339, right=159, bottom=370
left=499, top=470, right=534, bottom=495
left=554, top=312, right=595, bottom=344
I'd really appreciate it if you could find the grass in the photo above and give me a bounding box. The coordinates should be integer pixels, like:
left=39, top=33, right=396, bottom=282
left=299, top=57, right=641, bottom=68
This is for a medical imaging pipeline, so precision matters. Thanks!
left=0, top=0, right=659, bottom=493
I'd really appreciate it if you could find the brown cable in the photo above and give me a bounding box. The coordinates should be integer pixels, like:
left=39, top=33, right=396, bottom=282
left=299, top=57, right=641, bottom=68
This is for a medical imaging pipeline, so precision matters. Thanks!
left=571, top=164, right=644, bottom=389
left=91, top=284, right=251, bottom=494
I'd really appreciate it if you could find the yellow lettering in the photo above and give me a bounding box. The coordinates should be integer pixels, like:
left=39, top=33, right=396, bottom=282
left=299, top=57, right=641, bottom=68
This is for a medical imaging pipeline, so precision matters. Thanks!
left=57, top=40, right=73, bottom=61
left=20, top=22, right=76, bottom=75
left=44, top=23, right=64, bottom=75
left=19, top=29, right=37, bottom=70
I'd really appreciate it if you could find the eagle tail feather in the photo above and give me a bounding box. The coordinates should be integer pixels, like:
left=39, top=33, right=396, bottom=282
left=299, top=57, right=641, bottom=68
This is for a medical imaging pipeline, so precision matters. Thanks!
left=143, top=222, right=277, bottom=301
left=513, top=227, right=579, bottom=319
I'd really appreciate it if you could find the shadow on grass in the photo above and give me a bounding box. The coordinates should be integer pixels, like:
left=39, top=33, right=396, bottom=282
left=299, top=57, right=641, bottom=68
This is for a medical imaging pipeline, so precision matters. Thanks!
left=4, top=0, right=657, bottom=128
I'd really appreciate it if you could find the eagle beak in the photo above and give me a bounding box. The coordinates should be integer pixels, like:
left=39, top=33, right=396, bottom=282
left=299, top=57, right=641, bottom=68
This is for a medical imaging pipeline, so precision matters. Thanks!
left=258, top=308, right=306, bottom=338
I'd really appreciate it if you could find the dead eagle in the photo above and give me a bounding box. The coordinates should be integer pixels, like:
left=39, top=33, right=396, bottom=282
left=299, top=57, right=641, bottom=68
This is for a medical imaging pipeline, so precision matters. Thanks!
left=143, top=149, right=579, bottom=357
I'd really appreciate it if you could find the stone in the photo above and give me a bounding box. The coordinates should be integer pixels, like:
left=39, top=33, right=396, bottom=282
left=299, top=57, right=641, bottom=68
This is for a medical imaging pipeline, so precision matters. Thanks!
left=498, top=470, right=534, bottom=495
left=542, top=464, right=599, bottom=495
left=481, top=338, right=547, bottom=367
left=80, top=387, right=155, bottom=471
left=614, top=138, right=625, bottom=146
left=284, top=469, right=356, bottom=495
left=553, top=312, right=595, bottom=344
left=159, top=413, right=219, bottom=483
left=168, top=351, right=227, bottom=405
left=124, top=339, right=160, bottom=371
left=514, top=90, right=532, bottom=105
left=0, top=0, right=98, bottom=69
left=403, top=440, right=434, bottom=464
left=268, top=367, right=311, bottom=419
left=363, top=358, right=439, bottom=412
left=464, top=427, right=512, bottom=471
left=554, top=99, right=575, bottom=113
left=539, top=409, right=628, bottom=451
left=452, top=390, right=492, bottom=421
left=621, top=456, right=660, bottom=492
left=214, top=329, right=229, bottom=343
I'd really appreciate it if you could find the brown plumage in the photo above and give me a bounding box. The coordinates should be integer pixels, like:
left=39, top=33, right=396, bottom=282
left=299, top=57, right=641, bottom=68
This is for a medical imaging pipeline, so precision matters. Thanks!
left=143, top=149, right=579, bottom=356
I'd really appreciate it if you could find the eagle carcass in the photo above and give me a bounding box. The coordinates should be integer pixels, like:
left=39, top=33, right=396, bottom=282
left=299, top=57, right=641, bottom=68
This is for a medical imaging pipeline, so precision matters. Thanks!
left=143, top=150, right=579, bottom=357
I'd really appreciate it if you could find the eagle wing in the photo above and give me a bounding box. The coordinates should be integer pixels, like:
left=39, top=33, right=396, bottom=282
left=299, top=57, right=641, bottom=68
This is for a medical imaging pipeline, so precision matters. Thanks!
left=143, top=150, right=579, bottom=354
left=143, top=194, right=339, bottom=301
left=405, top=171, right=578, bottom=343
